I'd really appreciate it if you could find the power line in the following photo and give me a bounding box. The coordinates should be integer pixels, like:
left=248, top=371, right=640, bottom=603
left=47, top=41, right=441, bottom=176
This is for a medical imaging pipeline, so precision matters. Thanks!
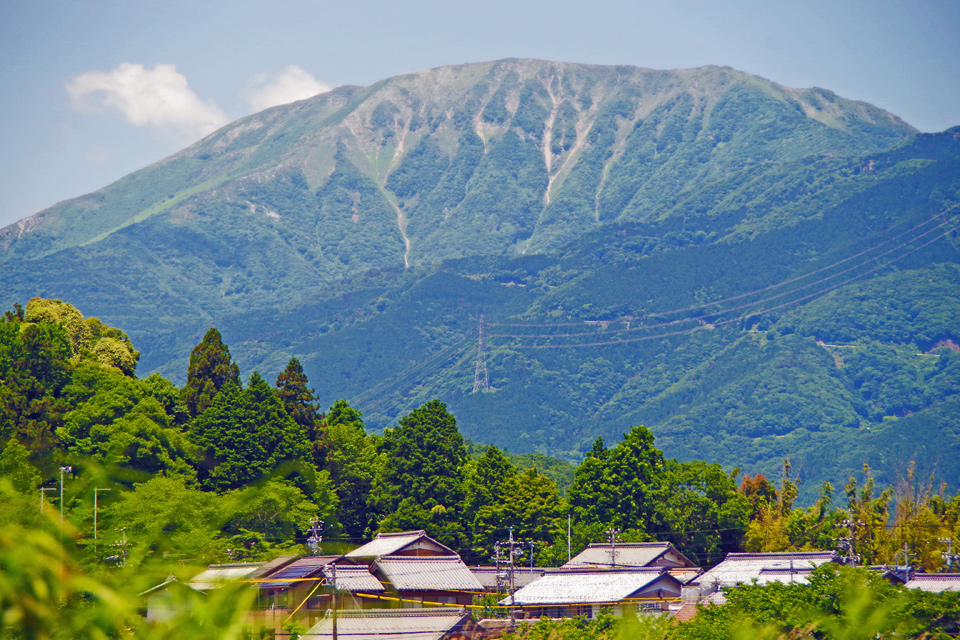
left=490, top=204, right=960, bottom=332
left=490, top=216, right=960, bottom=349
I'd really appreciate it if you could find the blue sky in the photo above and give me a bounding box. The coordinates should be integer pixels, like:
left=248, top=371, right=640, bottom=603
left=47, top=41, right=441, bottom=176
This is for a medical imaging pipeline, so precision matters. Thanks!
left=1, top=0, right=958, bottom=229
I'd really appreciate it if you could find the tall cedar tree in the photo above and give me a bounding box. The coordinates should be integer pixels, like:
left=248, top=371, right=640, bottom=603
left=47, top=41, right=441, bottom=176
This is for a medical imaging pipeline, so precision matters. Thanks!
left=275, top=358, right=323, bottom=445
left=181, top=328, right=240, bottom=417
left=379, top=399, right=466, bottom=511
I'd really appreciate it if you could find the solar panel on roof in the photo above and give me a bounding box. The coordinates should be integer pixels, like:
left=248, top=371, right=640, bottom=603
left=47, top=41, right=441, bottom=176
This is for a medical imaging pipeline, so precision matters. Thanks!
left=259, top=558, right=329, bottom=589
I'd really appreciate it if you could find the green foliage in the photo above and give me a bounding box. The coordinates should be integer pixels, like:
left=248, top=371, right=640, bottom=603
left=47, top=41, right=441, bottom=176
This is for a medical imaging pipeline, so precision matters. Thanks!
left=181, top=328, right=240, bottom=418
left=189, top=373, right=313, bottom=491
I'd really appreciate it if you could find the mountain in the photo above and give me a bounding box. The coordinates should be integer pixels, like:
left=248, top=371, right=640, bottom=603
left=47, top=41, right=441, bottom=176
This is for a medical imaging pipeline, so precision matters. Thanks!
left=2, top=59, right=958, bottom=498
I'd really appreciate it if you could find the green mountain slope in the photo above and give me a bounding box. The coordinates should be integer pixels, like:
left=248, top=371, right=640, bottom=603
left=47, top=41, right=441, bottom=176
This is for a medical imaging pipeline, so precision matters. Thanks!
left=1, top=60, right=956, bottom=498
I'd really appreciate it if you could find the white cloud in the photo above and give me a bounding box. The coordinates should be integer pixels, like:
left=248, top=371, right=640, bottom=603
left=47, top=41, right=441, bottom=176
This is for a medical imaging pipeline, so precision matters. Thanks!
left=66, top=63, right=227, bottom=142
left=247, top=65, right=331, bottom=112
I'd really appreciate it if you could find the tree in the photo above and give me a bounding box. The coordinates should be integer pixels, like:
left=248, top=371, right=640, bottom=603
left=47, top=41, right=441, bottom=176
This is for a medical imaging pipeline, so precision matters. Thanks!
left=372, top=400, right=467, bottom=549
left=180, top=328, right=240, bottom=417
left=472, top=468, right=563, bottom=559
left=189, top=373, right=312, bottom=491
left=320, top=400, right=374, bottom=536
left=275, top=358, right=323, bottom=443
left=568, top=427, right=666, bottom=535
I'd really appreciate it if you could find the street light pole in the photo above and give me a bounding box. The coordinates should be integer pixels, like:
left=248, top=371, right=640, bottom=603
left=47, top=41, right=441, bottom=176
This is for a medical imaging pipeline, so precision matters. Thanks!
left=40, top=487, right=56, bottom=514
left=59, top=466, right=72, bottom=527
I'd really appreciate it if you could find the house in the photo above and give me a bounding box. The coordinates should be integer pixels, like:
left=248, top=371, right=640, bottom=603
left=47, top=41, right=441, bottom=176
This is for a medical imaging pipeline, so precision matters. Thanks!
left=141, top=557, right=293, bottom=623
left=371, top=556, right=484, bottom=607
left=563, top=542, right=697, bottom=571
left=302, top=607, right=474, bottom=640
left=683, top=551, right=839, bottom=604
left=322, top=564, right=386, bottom=608
left=139, top=576, right=206, bottom=623
left=503, top=567, right=682, bottom=619
left=470, top=566, right=545, bottom=594
left=256, top=555, right=340, bottom=611
left=344, top=530, right=458, bottom=562
left=904, top=573, right=960, bottom=593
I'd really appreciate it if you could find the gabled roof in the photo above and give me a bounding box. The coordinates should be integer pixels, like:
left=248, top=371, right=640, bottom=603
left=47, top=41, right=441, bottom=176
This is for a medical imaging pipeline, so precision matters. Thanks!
left=258, top=556, right=340, bottom=590
left=563, top=542, right=697, bottom=569
left=373, top=556, right=484, bottom=592
left=345, top=530, right=456, bottom=559
left=506, top=568, right=680, bottom=605
left=323, top=565, right=385, bottom=593
left=139, top=575, right=206, bottom=598
left=904, top=573, right=960, bottom=593
left=687, top=551, right=837, bottom=589
left=188, top=563, right=266, bottom=591
left=469, top=566, right=545, bottom=590
left=303, top=607, right=470, bottom=640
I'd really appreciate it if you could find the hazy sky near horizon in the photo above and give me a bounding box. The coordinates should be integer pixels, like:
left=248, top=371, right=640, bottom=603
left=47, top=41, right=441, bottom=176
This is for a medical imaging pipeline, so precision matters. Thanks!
left=1, top=0, right=958, bottom=229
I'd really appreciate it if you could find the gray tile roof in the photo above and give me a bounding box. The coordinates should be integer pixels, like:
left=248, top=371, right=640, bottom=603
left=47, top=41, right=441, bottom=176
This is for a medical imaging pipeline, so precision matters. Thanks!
left=688, top=551, right=837, bottom=590
left=506, top=568, right=678, bottom=605
left=345, top=530, right=455, bottom=559
left=323, top=565, right=385, bottom=593
left=470, top=566, right=545, bottom=590
left=563, top=542, right=695, bottom=569
left=303, top=607, right=469, bottom=640
left=374, top=556, right=484, bottom=592
left=904, top=573, right=960, bottom=593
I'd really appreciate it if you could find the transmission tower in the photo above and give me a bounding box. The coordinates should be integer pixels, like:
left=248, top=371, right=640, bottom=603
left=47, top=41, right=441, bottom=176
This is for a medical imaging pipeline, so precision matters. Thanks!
left=473, top=314, right=490, bottom=392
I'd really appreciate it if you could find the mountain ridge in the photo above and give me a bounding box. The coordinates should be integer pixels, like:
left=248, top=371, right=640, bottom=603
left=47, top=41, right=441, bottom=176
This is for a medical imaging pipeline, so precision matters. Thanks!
left=1, top=59, right=956, bottom=498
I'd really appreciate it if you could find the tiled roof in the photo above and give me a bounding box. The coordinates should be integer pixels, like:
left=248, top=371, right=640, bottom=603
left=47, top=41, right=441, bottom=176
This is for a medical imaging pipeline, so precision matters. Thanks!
left=374, top=556, right=484, bottom=592
left=323, top=565, right=385, bottom=593
left=506, top=568, right=678, bottom=605
left=470, top=566, right=545, bottom=590
left=563, top=542, right=695, bottom=569
left=303, top=607, right=469, bottom=640
left=189, top=563, right=265, bottom=591
left=904, top=573, right=960, bottom=593
left=688, top=552, right=837, bottom=590
left=345, top=530, right=454, bottom=559
left=258, top=556, right=338, bottom=590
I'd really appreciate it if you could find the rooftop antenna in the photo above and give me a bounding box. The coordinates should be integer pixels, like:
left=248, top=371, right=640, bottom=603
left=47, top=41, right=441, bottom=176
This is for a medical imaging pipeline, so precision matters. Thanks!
left=473, top=314, right=490, bottom=392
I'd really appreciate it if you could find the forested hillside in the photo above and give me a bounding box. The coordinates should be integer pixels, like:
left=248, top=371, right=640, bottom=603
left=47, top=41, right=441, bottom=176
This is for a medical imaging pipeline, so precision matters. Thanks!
left=0, top=60, right=957, bottom=496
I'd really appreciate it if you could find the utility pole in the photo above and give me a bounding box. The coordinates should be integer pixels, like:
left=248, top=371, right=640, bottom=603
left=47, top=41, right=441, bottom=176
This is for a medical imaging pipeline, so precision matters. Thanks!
left=307, top=518, right=324, bottom=555
left=940, top=538, right=958, bottom=572
left=496, top=528, right=525, bottom=626
left=40, top=487, right=55, bottom=514
left=605, top=529, right=621, bottom=567
left=331, top=563, right=338, bottom=640
left=567, top=514, right=571, bottom=563
left=93, top=488, right=111, bottom=556
left=894, top=543, right=913, bottom=583
left=834, top=519, right=861, bottom=567
left=472, top=314, right=490, bottom=393
left=59, top=466, right=72, bottom=527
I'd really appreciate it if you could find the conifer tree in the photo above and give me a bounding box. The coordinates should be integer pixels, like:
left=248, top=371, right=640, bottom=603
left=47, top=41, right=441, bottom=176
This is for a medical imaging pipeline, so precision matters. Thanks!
left=181, top=328, right=240, bottom=417
left=275, top=358, right=322, bottom=442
